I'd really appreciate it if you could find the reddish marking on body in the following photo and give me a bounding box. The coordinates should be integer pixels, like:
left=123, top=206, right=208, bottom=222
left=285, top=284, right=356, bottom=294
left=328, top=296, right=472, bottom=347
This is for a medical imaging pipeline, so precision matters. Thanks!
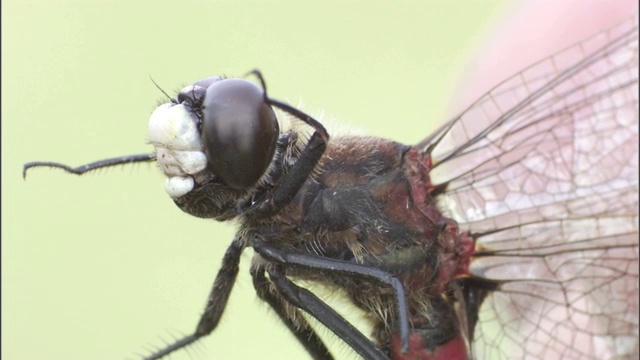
left=436, top=225, right=476, bottom=292
left=390, top=333, right=469, bottom=360
left=403, top=148, right=476, bottom=293
left=454, top=231, right=475, bottom=277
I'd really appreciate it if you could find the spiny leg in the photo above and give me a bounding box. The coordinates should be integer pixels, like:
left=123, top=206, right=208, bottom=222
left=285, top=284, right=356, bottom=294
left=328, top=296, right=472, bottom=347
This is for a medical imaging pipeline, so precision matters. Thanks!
left=253, top=237, right=409, bottom=353
left=251, top=266, right=334, bottom=360
left=246, top=70, right=330, bottom=219
left=144, top=239, right=244, bottom=360
left=267, top=266, right=389, bottom=360
left=23, top=153, right=155, bottom=178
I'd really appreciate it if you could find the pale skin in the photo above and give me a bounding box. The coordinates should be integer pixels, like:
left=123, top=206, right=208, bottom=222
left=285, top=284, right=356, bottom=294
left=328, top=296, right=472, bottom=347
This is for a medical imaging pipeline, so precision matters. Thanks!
left=452, top=0, right=638, bottom=115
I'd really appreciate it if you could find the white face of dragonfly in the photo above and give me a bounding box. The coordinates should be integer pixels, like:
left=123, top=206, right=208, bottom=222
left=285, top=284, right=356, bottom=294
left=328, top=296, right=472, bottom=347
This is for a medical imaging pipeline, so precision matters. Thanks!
left=147, top=100, right=208, bottom=199
left=146, top=77, right=281, bottom=200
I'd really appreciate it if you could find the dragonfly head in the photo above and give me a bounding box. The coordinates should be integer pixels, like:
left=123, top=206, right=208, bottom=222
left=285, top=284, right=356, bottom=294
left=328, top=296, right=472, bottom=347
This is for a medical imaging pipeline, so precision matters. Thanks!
left=148, top=77, right=280, bottom=198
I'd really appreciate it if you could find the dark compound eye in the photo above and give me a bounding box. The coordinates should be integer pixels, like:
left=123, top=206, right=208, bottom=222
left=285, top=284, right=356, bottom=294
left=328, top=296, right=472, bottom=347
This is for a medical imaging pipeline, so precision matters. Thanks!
left=201, top=78, right=279, bottom=190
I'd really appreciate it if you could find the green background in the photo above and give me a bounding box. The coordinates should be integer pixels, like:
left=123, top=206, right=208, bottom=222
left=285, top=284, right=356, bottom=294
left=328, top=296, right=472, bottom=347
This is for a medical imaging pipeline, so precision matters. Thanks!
left=3, top=1, right=511, bottom=359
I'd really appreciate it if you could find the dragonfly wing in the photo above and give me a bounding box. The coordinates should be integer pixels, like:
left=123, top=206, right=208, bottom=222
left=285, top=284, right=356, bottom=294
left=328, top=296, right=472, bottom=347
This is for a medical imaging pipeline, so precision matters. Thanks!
left=420, top=16, right=639, bottom=359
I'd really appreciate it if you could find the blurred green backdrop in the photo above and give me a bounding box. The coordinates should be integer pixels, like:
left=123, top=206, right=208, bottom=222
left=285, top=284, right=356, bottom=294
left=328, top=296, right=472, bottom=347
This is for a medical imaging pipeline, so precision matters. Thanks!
left=3, top=1, right=511, bottom=359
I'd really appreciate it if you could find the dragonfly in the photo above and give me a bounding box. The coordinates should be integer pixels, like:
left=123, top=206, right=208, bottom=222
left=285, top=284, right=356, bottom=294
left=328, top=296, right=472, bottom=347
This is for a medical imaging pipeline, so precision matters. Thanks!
left=23, top=15, right=638, bottom=360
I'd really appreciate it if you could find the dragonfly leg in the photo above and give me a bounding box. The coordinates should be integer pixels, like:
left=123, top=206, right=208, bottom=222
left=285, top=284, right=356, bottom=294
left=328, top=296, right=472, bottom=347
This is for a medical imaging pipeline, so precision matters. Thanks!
left=266, top=265, right=389, bottom=360
left=251, top=266, right=334, bottom=360
left=247, top=70, right=330, bottom=219
left=143, top=238, right=244, bottom=360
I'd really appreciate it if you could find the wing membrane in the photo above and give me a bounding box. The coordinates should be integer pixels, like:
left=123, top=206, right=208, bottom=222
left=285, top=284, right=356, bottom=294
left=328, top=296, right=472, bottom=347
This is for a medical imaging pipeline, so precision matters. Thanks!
left=420, top=16, right=639, bottom=359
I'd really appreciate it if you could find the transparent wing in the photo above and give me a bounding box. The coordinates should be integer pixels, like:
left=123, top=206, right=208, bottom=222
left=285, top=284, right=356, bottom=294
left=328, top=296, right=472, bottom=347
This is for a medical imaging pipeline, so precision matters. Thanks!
left=420, top=16, right=639, bottom=359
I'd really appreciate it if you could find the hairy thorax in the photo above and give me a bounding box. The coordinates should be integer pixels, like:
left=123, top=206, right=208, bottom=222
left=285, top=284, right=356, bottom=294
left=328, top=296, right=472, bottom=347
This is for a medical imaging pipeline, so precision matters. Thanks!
left=247, top=135, right=472, bottom=342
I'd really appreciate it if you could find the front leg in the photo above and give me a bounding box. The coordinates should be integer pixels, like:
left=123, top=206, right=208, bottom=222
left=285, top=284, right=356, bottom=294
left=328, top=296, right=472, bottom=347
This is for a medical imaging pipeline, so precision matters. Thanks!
left=143, top=238, right=244, bottom=360
left=248, top=70, right=330, bottom=219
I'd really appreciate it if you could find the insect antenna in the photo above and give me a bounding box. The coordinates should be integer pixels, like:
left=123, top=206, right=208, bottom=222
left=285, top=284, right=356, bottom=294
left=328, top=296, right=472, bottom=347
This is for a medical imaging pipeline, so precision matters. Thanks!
left=149, top=75, right=177, bottom=104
